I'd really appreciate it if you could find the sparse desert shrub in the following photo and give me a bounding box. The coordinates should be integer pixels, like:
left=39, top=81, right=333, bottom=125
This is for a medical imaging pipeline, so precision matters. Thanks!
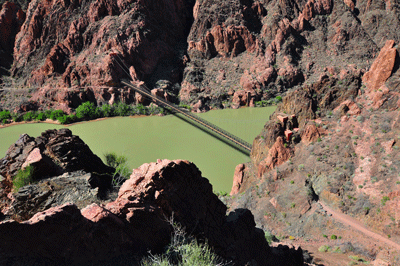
left=330, top=235, right=337, bottom=240
left=381, top=196, right=390, bottom=206
left=104, top=152, right=130, bottom=187
left=264, top=231, right=278, bottom=245
left=318, top=245, right=331, bottom=252
left=141, top=217, right=227, bottom=266
left=13, top=165, right=34, bottom=192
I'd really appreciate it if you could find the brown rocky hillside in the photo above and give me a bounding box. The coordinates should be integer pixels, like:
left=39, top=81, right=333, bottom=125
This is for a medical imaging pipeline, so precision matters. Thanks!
left=227, top=39, right=400, bottom=265
left=1, top=0, right=400, bottom=112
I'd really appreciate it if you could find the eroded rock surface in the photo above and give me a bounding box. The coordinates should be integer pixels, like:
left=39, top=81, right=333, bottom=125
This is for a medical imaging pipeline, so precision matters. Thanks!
left=0, top=159, right=304, bottom=265
left=0, top=128, right=114, bottom=218
left=228, top=39, right=400, bottom=266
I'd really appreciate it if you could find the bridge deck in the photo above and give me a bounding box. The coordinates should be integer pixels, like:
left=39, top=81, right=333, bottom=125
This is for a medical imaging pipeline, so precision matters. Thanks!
left=121, top=80, right=253, bottom=152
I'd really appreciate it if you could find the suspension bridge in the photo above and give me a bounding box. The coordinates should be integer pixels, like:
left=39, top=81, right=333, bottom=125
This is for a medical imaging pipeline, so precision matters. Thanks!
left=111, top=53, right=253, bottom=153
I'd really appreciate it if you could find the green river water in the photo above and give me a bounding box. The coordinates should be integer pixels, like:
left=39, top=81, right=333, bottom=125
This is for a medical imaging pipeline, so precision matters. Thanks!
left=0, top=107, right=275, bottom=192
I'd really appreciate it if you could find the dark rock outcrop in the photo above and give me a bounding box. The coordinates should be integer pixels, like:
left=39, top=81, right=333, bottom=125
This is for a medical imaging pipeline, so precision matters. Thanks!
left=0, top=159, right=304, bottom=265
left=0, top=2, right=25, bottom=79
left=0, top=128, right=114, bottom=218
left=7, top=171, right=110, bottom=221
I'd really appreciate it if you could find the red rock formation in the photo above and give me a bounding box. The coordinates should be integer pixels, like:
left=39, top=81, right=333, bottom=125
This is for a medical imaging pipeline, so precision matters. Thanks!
left=11, top=0, right=192, bottom=99
left=230, top=163, right=245, bottom=195
left=0, top=159, right=302, bottom=265
left=189, top=25, right=257, bottom=58
left=258, top=137, right=291, bottom=177
left=302, top=0, right=333, bottom=21
left=363, top=40, right=398, bottom=91
left=301, top=123, right=321, bottom=144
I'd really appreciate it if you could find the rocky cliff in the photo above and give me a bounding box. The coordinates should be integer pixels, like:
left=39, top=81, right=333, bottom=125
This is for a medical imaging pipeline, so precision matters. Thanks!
left=1, top=0, right=400, bottom=112
left=228, top=40, right=400, bottom=265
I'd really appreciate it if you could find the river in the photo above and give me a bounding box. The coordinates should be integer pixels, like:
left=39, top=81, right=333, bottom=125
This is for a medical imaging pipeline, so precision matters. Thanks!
left=0, top=107, right=275, bottom=192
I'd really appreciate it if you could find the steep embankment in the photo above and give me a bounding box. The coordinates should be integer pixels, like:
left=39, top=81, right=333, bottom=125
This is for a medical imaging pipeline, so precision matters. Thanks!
left=228, top=40, right=400, bottom=265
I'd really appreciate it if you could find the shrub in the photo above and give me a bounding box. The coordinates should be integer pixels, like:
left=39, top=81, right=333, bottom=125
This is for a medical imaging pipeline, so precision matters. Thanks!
left=13, top=165, right=34, bottom=192
left=330, top=235, right=337, bottom=240
left=35, top=112, right=47, bottom=121
left=0, top=110, right=11, bottom=120
left=381, top=196, right=390, bottom=206
left=264, top=231, right=278, bottom=245
left=275, top=96, right=283, bottom=103
left=22, top=111, right=36, bottom=121
left=57, top=114, right=77, bottom=124
left=76, top=101, right=97, bottom=120
left=100, top=104, right=113, bottom=117
left=141, top=218, right=226, bottom=266
left=114, top=102, right=131, bottom=116
left=50, top=110, right=65, bottom=120
left=104, top=152, right=130, bottom=187
left=318, top=245, right=331, bottom=252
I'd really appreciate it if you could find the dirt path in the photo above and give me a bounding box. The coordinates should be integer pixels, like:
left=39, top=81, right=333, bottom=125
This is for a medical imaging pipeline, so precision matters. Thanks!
left=319, top=201, right=400, bottom=251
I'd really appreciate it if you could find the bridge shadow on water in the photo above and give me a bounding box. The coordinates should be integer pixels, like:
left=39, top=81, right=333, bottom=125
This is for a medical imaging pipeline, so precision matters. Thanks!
left=172, top=112, right=251, bottom=157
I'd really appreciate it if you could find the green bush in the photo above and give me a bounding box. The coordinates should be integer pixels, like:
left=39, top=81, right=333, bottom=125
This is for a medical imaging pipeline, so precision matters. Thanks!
left=57, top=114, right=77, bottom=124
left=275, top=96, right=283, bottom=103
left=13, top=165, right=34, bottom=192
left=76, top=101, right=97, bottom=120
left=100, top=104, right=114, bottom=117
left=35, top=112, right=47, bottom=121
left=50, top=110, right=65, bottom=120
left=141, top=219, right=226, bottom=266
left=0, top=110, right=11, bottom=120
left=114, top=102, right=131, bottom=116
left=104, top=152, right=130, bottom=187
left=22, top=111, right=36, bottom=121
left=134, top=103, right=146, bottom=115
left=381, top=196, right=390, bottom=206
left=264, top=231, right=278, bottom=245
